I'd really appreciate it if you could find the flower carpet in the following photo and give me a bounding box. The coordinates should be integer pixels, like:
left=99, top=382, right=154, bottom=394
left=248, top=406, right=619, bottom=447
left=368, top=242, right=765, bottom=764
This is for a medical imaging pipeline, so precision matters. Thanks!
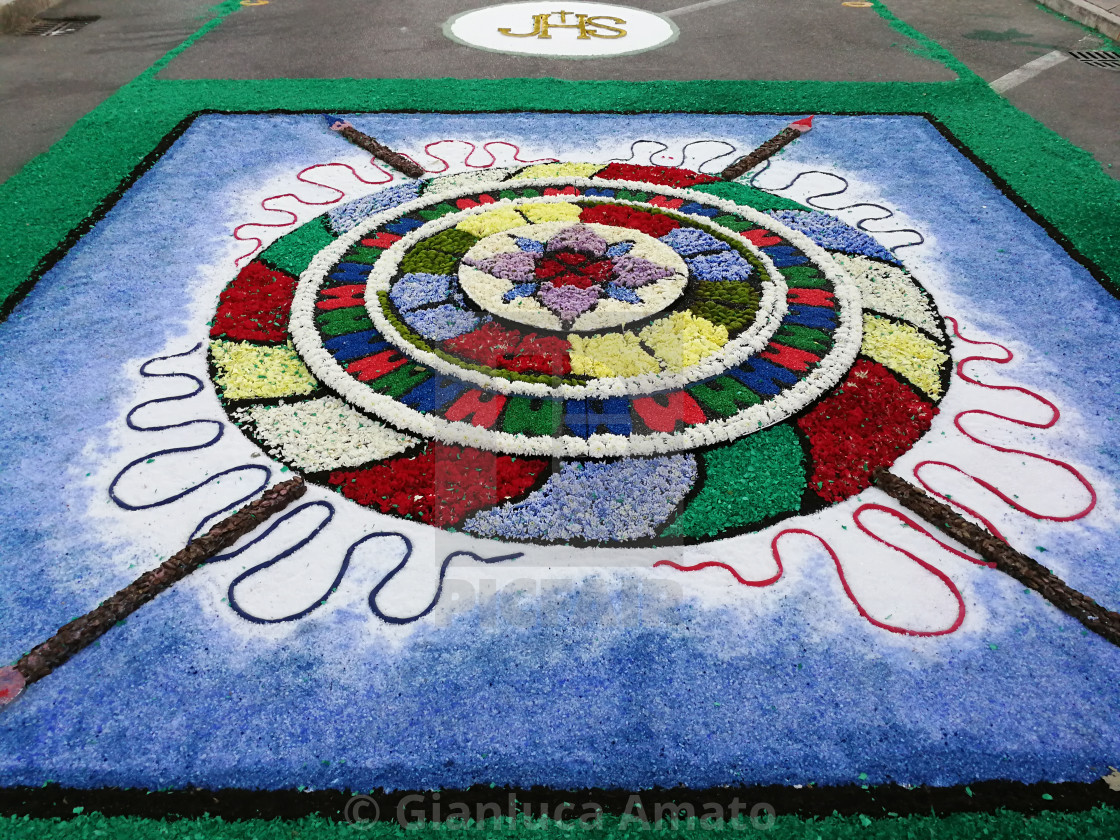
left=1, top=3, right=1120, bottom=834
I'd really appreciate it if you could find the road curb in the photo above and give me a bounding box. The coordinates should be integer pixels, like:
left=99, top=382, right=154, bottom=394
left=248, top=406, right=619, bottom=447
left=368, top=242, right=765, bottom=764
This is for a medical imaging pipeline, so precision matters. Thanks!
left=1037, top=0, right=1120, bottom=41
left=0, top=0, right=57, bottom=34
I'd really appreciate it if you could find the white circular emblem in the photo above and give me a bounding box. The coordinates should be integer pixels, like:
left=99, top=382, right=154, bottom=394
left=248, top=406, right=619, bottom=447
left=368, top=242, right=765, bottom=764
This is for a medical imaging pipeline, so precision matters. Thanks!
left=443, top=2, right=678, bottom=59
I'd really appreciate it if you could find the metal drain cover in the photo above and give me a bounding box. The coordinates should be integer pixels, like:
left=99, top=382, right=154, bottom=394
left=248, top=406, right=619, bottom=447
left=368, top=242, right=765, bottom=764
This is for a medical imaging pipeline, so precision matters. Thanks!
left=20, top=16, right=99, bottom=36
left=1068, top=50, right=1120, bottom=71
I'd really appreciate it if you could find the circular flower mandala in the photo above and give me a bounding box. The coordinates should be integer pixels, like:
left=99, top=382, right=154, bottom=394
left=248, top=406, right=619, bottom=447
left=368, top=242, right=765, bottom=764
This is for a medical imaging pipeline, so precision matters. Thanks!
left=209, top=163, right=951, bottom=545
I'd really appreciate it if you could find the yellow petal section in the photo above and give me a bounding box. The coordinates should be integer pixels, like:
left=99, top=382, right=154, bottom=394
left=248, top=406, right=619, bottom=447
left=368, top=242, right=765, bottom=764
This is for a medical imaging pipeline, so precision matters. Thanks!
left=510, top=162, right=603, bottom=180
left=455, top=207, right=530, bottom=238
left=860, top=314, right=949, bottom=399
left=568, top=332, right=661, bottom=378
left=210, top=340, right=318, bottom=401
left=518, top=202, right=583, bottom=224
left=640, top=311, right=729, bottom=373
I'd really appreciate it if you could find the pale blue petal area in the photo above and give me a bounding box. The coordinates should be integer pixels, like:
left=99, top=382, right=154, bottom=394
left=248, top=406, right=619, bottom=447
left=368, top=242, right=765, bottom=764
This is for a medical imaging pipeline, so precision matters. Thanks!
left=605, top=283, right=641, bottom=304
left=659, top=227, right=730, bottom=257
left=767, top=209, right=901, bottom=265
left=400, top=305, right=483, bottom=340
left=388, top=273, right=452, bottom=311
left=687, top=251, right=755, bottom=283
left=326, top=183, right=423, bottom=235
left=464, top=455, right=697, bottom=542
left=502, top=283, right=539, bottom=302
left=606, top=242, right=634, bottom=257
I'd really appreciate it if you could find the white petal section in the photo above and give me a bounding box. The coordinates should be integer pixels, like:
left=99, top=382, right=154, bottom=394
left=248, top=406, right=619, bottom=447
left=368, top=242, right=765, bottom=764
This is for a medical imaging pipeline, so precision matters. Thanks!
left=238, top=396, right=418, bottom=471
left=833, top=253, right=940, bottom=335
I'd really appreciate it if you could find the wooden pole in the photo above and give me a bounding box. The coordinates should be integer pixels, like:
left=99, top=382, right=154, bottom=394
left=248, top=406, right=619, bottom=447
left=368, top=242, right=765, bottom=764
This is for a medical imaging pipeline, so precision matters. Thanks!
left=325, top=116, right=426, bottom=180
left=0, top=477, right=307, bottom=706
left=871, top=469, right=1120, bottom=648
left=720, top=116, right=815, bottom=181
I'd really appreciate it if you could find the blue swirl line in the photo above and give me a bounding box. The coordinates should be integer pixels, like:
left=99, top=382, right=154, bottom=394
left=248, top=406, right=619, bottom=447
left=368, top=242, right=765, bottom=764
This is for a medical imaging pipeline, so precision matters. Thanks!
left=108, top=343, right=272, bottom=541
left=358, top=532, right=523, bottom=625
left=218, top=500, right=338, bottom=623
left=749, top=160, right=926, bottom=253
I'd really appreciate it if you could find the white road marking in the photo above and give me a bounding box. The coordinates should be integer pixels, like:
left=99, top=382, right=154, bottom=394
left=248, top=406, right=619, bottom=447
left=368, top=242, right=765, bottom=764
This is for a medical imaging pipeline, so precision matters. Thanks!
left=661, top=0, right=741, bottom=18
left=989, top=50, right=1070, bottom=93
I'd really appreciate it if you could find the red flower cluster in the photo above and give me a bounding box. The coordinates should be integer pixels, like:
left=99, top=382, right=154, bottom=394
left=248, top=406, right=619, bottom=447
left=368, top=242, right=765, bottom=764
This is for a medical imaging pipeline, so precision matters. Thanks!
left=534, top=251, right=615, bottom=289
left=443, top=321, right=572, bottom=375
left=797, top=359, right=937, bottom=503
left=329, top=443, right=548, bottom=527
left=580, top=204, right=680, bottom=238
left=596, top=163, right=718, bottom=189
left=210, top=261, right=297, bottom=342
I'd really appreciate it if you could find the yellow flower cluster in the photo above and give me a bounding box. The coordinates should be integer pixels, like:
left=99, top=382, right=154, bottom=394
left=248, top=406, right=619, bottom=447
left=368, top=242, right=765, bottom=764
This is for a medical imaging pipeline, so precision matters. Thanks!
left=456, top=207, right=530, bottom=238
left=510, top=162, right=602, bottom=180
left=568, top=333, right=661, bottom=377
left=210, top=340, right=317, bottom=400
left=639, top=311, right=729, bottom=373
left=518, top=202, right=582, bottom=224
left=860, top=314, right=949, bottom=399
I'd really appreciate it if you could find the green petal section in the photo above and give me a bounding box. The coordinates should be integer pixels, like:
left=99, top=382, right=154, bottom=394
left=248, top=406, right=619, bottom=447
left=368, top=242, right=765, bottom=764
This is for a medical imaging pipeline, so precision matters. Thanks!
left=258, top=216, right=337, bottom=277
left=662, top=424, right=806, bottom=538
left=690, top=181, right=807, bottom=213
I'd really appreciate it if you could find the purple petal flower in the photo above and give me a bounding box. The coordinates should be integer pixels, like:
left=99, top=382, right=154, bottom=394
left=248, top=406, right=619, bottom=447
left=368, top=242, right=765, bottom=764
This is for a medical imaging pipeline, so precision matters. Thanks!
left=611, top=255, right=675, bottom=288
left=538, top=283, right=601, bottom=321
left=472, top=251, right=538, bottom=284
left=546, top=225, right=608, bottom=258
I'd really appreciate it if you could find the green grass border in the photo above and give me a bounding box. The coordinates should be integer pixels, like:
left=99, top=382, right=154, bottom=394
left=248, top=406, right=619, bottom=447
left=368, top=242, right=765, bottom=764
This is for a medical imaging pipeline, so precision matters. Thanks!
left=5, top=807, right=1120, bottom=837
left=0, top=0, right=1118, bottom=317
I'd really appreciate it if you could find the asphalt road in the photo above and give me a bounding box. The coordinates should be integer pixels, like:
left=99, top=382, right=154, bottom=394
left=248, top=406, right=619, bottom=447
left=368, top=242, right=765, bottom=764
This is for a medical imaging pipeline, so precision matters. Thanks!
left=0, top=0, right=1116, bottom=182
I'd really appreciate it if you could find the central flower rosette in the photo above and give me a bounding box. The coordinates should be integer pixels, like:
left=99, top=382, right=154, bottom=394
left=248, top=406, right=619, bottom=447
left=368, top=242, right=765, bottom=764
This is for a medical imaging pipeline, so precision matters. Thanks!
left=458, top=220, right=689, bottom=333
left=469, top=224, right=676, bottom=327
left=209, top=165, right=955, bottom=545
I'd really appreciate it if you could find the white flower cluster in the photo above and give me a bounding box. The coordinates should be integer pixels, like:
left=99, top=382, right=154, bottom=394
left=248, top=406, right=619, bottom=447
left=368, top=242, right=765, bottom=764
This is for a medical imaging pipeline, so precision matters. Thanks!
left=288, top=174, right=863, bottom=459
left=235, top=396, right=418, bottom=472
left=833, top=253, right=940, bottom=335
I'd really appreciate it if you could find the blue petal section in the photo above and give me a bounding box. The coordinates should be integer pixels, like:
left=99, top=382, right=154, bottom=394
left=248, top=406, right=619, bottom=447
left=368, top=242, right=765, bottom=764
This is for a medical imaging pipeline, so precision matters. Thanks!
left=767, top=209, right=901, bottom=265
left=464, top=455, right=697, bottom=542
left=326, top=183, right=422, bottom=235
left=388, top=273, right=452, bottom=311
left=515, top=237, right=545, bottom=254
left=605, top=283, right=641, bottom=303
left=687, top=250, right=755, bottom=282
left=502, top=283, right=539, bottom=302
left=606, top=242, right=634, bottom=257
left=400, top=305, right=483, bottom=341
left=660, top=228, right=731, bottom=257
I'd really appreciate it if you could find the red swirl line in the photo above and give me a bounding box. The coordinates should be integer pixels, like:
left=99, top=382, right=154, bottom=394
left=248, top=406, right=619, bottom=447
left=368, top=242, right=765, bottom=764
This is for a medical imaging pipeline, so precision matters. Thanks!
left=652, top=558, right=782, bottom=587
left=777, top=520, right=972, bottom=637
left=232, top=162, right=394, bottom=266
left=402, top=140, right=558, bottom=174
left=915, top=317, right=1097, bottom=533
left=656, top=513, right=990, bottom=636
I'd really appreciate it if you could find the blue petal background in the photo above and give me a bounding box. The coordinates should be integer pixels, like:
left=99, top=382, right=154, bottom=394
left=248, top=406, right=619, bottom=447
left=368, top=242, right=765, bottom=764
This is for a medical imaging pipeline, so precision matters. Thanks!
left=0, top=114, right=1118, bottom=790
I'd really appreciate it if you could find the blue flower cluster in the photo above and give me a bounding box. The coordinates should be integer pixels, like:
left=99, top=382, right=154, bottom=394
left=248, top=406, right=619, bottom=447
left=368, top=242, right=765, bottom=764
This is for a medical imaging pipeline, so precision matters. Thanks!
left=767, top=210, right=900, bottom=265
left=660, top=228, right=730, bottom=257
left=327, top=183, right=423, bottom=235
left=687, top=251, right=754, bottom=283
left=401, top=304, right=483, bottom=341
left=389, top=273, right=453, bottom=311
left=464, top=455, right=697, bottom=542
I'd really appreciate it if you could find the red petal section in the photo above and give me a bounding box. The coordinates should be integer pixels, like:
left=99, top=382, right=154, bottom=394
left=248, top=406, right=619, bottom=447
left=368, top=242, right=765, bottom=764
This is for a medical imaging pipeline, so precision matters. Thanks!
left=210, top=261, right=298, bottom=342
left=797, top=359, right=937, bottom=503
left=329, top=444, right=548, bottom=527
left=580, top=204, right=680, bottom=238
left=443, top=322, right=572, bottom=375
left=595, top=163, right=718, bottom=188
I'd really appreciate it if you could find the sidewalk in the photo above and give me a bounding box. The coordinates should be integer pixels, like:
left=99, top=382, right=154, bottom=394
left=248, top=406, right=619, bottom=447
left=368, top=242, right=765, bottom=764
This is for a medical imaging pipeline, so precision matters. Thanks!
left=1039, top=0, right=1120, bottom=41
